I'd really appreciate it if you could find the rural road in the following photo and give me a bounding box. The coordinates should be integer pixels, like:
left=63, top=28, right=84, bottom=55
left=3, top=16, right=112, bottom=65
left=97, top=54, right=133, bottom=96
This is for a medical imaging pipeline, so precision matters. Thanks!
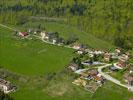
left=0, top=24, right=18, bottom=31
left=75, top=63, right=133, bottom=91
left=98, top=64, right=133, bottom=90
left=33, top=35, right=75, bottom=49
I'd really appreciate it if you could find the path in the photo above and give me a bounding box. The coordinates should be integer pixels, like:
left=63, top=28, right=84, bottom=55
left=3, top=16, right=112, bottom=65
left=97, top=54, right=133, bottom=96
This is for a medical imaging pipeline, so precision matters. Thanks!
left=0, top=24, right=18, bottom=31
left=30, top=16, right=67, bottom=22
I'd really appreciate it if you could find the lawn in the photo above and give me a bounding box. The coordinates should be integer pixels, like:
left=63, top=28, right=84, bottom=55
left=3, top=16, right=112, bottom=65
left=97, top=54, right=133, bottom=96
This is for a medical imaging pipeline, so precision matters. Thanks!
left=92, top=81, right=133, bottom=100
left=0, top=26, right=74, bottom=75
left=8, top=69, right=133, bottom=100
left=9, top=69, right=92, bottom=100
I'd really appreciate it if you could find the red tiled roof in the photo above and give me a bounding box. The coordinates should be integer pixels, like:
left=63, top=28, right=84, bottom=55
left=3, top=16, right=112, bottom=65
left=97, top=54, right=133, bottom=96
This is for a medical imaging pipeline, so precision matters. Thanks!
left=21, top=32, right=28, bottom=36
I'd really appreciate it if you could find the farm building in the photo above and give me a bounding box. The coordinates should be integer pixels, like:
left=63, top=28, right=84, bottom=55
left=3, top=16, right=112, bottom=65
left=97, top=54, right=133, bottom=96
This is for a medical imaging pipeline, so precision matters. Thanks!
left=18, top=32, right=28, bottom=37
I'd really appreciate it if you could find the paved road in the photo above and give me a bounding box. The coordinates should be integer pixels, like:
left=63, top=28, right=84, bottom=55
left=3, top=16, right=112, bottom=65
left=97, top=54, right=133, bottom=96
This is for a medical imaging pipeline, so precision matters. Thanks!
left=33, top=35, right=75, bottom=49
left=75, top=63, right=133, bottom=91
left=98, top=64, right=133, bottom=90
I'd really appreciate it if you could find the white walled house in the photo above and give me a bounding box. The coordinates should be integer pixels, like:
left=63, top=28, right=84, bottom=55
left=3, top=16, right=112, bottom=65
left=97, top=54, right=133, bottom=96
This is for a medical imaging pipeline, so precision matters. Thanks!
left=73, top=44, right=82, bottom=50
left=0, top=78, right=16, bottom=94
left=94, top=50, right=104, bottom=55
left=40, top=31, right=47, bottom=39
left=52, top=39, right=57, bottom=44
left=77, top=50, right=84, bottom=54
left=0, top=84, right=8, bottom=93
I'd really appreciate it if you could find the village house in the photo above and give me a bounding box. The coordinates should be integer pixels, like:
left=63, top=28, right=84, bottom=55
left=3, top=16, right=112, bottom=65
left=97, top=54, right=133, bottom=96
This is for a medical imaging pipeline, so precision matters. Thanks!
left=0, top=78, right=16, bottom=94
left=89, top=69, right=98, bottom=76
left=80, top=72, right=90, bottom=79
left=76, top=48, right=86, bottom=54
left=77, top=50, right=84, bottom=54
left=68, top=63, right=79, bottom=71
left=115, top=48, right=121, bottom=55
left=129, top=66, right=133, bottom=74
left=93, top=50, right=104, bottom=55
left=72, top=43, right=82, bottom=50
left=82, top=60, right=93, bottom=66
left=117, top=57, right=126, bottom=68
left=104, top=52, right=111, bottom=62
left=18, top=32, right=28, bottom=37
left=80, top=69, right=98, bottom=80
left=41, top=32, right=59, bottom=43
left=110, top=53, right=119, bottom=59
left=94, top=75, right=105, bottom=84
left=52, top=38, right=57, bottom=44
left=40, top=31, right=49, bottom=40
left=122, top=54, right=129, bottom=60
left=85, top=49, right=93, bottom=53
left=124, top=73, right=133, bottom=86
left=117, top=54, right=129, bottom=68
left=127, top=77, right=133, bottom=86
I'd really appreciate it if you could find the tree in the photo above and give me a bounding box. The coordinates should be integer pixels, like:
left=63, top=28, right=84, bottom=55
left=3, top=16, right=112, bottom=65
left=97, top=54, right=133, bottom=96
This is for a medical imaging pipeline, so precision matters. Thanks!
left=0, top=91, right=13, bottom=100
left=65, top=34, right=78, bottom=45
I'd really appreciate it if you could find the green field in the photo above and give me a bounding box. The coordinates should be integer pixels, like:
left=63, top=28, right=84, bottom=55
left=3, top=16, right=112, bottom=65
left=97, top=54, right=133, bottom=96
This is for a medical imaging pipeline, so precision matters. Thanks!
left=17, top=21, right=115, bottom=50
left=0, top=26, right=74, bottom=75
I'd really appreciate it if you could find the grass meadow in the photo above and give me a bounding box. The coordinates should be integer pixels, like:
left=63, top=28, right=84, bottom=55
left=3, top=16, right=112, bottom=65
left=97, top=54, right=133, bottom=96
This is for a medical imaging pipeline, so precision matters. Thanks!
left=0, top=24, right=132, bottom=100
left=0, top=26, right=74, bottom=75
